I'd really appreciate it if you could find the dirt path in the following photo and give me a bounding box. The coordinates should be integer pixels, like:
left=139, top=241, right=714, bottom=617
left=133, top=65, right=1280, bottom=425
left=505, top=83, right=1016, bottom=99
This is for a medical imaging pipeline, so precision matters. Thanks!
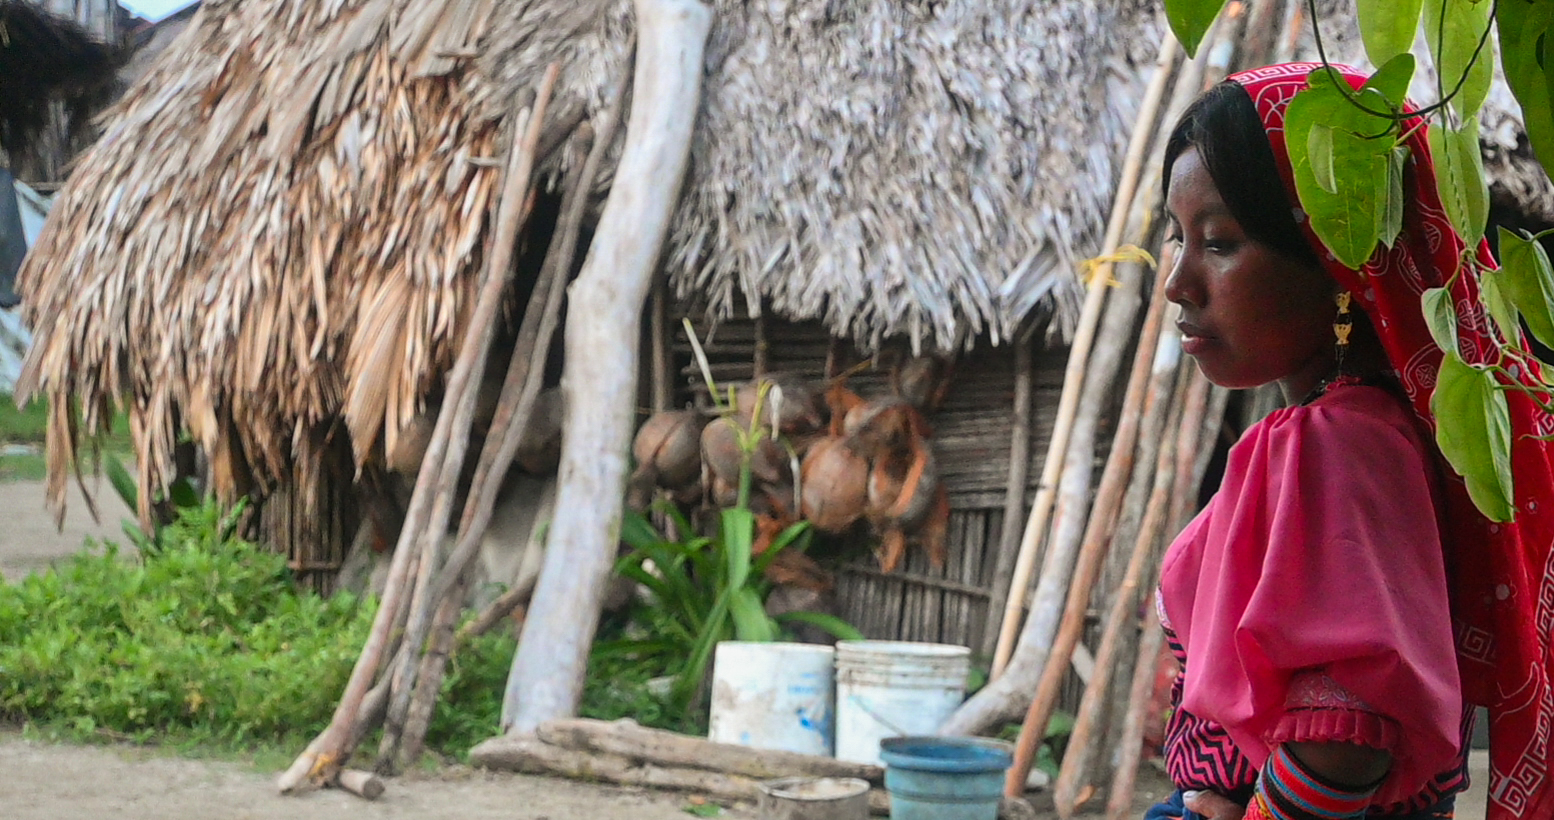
left=0, top=478, right=133, bottom=581
left=0, top=732, right=732, bottom=820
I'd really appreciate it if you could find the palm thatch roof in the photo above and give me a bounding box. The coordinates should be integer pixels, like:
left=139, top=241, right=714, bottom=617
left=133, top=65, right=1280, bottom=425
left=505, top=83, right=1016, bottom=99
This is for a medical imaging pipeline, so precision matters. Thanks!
left=0, top=0, right=121, bottom=159
left=14, top=0, right=1163, bottom=514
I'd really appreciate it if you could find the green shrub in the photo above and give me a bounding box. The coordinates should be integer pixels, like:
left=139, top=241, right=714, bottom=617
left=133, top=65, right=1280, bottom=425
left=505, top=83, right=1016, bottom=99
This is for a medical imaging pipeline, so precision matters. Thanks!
left=0, top=502, right=518, bottom=761
left=0, top=520, right=371, bottom=747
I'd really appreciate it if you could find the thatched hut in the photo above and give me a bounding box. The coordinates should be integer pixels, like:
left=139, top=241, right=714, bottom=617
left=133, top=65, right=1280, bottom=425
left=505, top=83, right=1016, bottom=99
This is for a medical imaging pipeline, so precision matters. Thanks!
left=16, top=0, right=1166, bottom=621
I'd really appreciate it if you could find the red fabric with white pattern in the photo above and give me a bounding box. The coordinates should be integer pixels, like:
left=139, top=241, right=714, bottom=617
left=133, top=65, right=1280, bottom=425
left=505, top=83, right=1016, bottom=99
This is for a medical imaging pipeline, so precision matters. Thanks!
left=1229, top=62, right=1554, bottom=820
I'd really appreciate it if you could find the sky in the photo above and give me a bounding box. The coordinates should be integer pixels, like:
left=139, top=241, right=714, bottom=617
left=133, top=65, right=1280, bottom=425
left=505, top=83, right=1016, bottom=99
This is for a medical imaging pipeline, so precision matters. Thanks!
left=118, top=0, right=194, bottom=22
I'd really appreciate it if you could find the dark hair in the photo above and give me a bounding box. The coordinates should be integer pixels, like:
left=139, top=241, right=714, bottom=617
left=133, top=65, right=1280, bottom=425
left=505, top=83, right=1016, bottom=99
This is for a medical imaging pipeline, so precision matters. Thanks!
left=1162, top=81, right=1322, bottom=269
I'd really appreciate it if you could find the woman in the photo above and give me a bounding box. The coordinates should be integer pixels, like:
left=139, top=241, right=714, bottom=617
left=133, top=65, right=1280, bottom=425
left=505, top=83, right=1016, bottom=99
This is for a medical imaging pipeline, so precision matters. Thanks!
left=1150, top=63, right=1554, bottom=820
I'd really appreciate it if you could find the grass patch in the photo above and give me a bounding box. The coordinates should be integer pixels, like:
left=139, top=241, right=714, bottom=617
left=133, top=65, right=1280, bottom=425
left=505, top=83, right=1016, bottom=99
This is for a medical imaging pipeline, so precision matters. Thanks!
left=0, top=449, right=45, bottom=481
left=0, top=392, right=135, bottom=484
left=0, top=392, right=48, bottom=443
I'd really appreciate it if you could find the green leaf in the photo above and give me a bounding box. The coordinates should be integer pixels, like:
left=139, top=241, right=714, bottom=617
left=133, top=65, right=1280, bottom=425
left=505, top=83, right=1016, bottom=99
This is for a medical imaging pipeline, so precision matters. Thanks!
left=1429, top=118, right=1489, bottom=245
left=1497, top=3, right=1554, bottom=180
left=774, top=610, right=865, bottom=642
left=620, top=511, right=662, bottom=551
left=1309, top=124, right=1338, bottom=193
left=103, top=452, right=138, bottom=511
left=1423, top=0, right=1495, bottom=118
left=1422, top=287, right=1459, bottom=353
left=1286, top=72, right=1398, bottom=269
left=1365, top=52, right=1418, bottom=104
left=1164, top=0, right=1229, bottom=57
left=1432, top=352, right=1516, bottom=522
left=729, top=589, right=776, bottom=642
left=1382, top=145, right=1408, bottom=248
left=683, top=804, right=723, bottom=817
left=1478, top=268, right=1522, bottom=344
left=1497, top=226, right=1554, bottom=349
left=1359, top=0, right=1426, bottom=66
left=720, top=507, right=754, bottom=591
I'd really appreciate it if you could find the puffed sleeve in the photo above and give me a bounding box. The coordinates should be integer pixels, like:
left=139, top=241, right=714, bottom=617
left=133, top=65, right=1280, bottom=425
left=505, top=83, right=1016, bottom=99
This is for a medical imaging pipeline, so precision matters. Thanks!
left=1157, top=388, right=1461, bottom=806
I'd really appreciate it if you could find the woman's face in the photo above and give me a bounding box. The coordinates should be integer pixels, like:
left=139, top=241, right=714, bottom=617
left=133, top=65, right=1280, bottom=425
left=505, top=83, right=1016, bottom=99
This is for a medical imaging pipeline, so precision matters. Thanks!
left=1164, top=147, right=1339, bottom=397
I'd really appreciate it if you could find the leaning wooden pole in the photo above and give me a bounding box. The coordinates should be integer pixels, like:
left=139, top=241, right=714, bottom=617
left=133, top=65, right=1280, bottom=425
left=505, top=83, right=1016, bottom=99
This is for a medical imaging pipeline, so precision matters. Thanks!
left=501, top=0, right=713, bottom=734
left=376, top=64, right=562, bottom=770
left=1051, top=351, right=1186, bottom=817
left=1104, top=615, right=1168, bottom=820
left=988, top=32, right=1179, bottom=678
left=999, top=234, right=1175, bottom=792
left=276, top=80, right=552, bottom=795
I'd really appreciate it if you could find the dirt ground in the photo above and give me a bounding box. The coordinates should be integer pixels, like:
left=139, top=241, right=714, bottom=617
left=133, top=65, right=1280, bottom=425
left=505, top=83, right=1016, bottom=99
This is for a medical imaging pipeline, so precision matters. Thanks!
left=0, top=732, right=727, bottom=820
left=0, top=477, right=135, bottom=581
left=0, top=479, right=1495, bottom=820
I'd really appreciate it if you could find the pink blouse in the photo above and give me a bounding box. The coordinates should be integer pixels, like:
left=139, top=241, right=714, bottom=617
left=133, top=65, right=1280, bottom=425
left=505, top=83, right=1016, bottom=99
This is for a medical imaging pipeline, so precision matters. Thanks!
left=1158, top=385, right=1464, bottom=808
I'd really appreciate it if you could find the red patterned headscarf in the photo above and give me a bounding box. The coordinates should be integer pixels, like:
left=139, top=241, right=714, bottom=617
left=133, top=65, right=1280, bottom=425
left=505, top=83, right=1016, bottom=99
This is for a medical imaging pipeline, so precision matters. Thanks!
left=1228, top=63, right=1554, bottom=820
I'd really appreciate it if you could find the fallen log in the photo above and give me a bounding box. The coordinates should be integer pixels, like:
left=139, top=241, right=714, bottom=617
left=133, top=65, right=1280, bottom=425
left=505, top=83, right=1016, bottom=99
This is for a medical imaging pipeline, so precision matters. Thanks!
left=337, top=770, right=385, bottom=801
left=535, top=718, right=884, bottom=783
left=470, top=733, right=765, bottom=803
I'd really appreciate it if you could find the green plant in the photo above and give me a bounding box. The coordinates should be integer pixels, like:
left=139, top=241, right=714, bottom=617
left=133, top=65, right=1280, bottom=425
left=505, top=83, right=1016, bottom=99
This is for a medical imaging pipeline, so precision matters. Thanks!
left=103, top=451, right=211, bottom=553
left=0, top=502, right=516, bottom=762
left=615, top=505, right=860, bottom=714
left=1161, top=0, right=1554, bottom=521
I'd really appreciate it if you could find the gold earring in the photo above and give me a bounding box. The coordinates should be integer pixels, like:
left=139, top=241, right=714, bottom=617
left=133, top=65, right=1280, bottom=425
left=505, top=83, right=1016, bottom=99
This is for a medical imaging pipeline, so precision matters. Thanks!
left=1334, top=291, right=1353, bottom=373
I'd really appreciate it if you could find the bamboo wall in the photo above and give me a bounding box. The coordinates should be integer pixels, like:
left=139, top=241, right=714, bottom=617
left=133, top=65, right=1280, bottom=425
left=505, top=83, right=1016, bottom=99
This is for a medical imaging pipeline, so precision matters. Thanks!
left=671, top=313, right=1071, bottom=655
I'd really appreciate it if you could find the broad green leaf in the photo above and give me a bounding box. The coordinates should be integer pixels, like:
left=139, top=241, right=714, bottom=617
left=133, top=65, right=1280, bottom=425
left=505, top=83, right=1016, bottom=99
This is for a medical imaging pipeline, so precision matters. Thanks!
left=1423, top=0, right=1495, bottom=118
left=1497, top=227, right=1554, bottom=349
left=1422, top=287, right=1459, bottom=353
left=103, top=452, right=138, bottom=511
left=774, top=611, right=865, bottom=642
left=729, top=589, right=776, bottom=642
left=1382, top=145, right=1408, bottom=248
left=1364, top=52, right=1419, bottom=105
left=1359, top=0, right=1425, bottom=66
left=1432, top=352, right=1516, bottom=522
left=1429, top=119, right=1489, bottom=244
left=1285, top=71, right=1398, bottom=269
left=1164, top=0, right=1229, bottom=57
left=1309, top=124, right=1338, bottom=193
left=1498, top=3, right=1554, bottom=179
left=1478, top=268, right=1522, bottom=344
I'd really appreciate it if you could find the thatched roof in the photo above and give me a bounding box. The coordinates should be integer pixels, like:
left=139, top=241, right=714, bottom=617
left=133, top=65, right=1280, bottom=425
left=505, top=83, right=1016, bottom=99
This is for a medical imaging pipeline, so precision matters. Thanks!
left=0, top=0, right=121, bottom=159
left=15, top=0, right=1163, bottom=509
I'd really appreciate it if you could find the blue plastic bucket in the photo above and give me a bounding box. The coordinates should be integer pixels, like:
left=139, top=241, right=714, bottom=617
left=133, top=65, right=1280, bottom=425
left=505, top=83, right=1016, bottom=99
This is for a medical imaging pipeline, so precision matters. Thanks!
left=879, top=736, right=1013, bottom=820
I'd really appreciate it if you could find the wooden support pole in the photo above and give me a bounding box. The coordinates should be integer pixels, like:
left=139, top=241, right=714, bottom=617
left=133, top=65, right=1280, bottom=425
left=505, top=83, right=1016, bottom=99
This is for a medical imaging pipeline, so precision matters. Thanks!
left=501, top=0, right=713, bottom=735
left=982, top=325, right=1035, bottom=656
left=988, top=33, right=1179, bottom=680
left=652, top=273, right=673, bottom=412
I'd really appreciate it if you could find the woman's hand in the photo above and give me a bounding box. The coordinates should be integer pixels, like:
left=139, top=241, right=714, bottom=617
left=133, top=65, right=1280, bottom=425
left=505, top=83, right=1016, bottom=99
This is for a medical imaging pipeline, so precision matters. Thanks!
left=1183, top=790, right=1246, bottom=820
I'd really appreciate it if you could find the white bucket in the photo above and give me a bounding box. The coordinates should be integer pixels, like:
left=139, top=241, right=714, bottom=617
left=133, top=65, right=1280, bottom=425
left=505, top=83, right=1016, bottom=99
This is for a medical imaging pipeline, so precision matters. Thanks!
left=709, top=641, right=836, bottom=756
left=833, top=641, right=970, bottom=765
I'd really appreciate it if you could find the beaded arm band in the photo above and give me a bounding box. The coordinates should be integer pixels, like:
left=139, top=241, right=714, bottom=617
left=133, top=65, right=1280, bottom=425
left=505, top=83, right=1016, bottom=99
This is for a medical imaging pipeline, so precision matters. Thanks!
left=1245, top=745, right=1382, bottom=820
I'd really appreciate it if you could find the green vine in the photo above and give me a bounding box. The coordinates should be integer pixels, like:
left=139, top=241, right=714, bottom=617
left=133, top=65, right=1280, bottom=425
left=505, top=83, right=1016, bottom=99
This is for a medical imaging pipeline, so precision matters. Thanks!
left=1163, top=0, right=1554, bottom=521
